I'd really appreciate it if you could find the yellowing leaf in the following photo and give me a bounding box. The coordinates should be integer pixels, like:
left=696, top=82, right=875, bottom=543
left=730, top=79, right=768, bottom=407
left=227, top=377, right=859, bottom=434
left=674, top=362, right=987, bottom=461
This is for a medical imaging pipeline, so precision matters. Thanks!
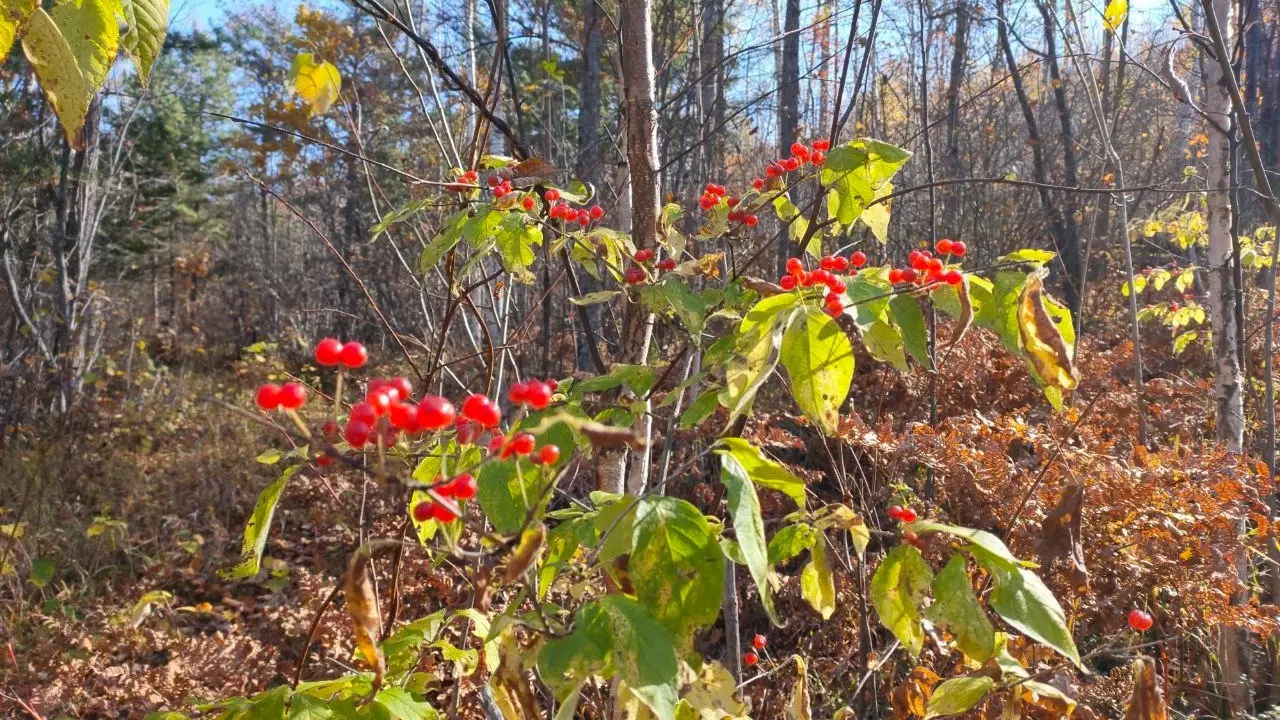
left=290, top=52, right=341, bottom=114
left=120, top=0, right=169, bottom=85
left=787, top=655, right=812, bottom=720
left=344, top=544, right=387, bottom=685
left=1103, top=0, right=1128, bottom=31
left=1018, top=273, right=1079, bottom=395
left=21, top=8, right=91, bottom=147
left=50, top=0, right=119, bottom=98
left=0, top=0, right=37, bottom=63
left=800, top=537, right=836, bottom=619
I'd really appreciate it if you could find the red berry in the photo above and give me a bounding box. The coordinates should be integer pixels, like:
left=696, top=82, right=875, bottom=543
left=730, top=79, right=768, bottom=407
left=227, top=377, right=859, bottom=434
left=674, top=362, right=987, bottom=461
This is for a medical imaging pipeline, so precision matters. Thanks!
left=943, top=269, right=963, bottom=286
left=888, top=505, right=904, bottom=520
left=812, top=139, right=830, bottom=151
left=256, top=383, right=281, bottom=411
left=387, top=377, right=412, bottom=401
left=928, top=257, right=944, bottom=272
left=850, top=251, right=867, bottom=268
left=522, top=196, right=536, bottom=211
left=901, top=267, right=918, bottom=283
left=888, top=268, right=904, bottom=284
left=624, top=266, right=647, bottom=284
left=657, top=258, right=677, bottom=271
left=389, top=402, right=419, bottom=430
left=430, top=502, right=458, bottom=523
left=416, top=396, right=456, bottom=430
left=525, top=381, right=553, bottom=409
left=832, top=256, right=849, bottom=271
left=544, top=188, right=560, bottom=202
left=782, top=157, right=800, bottom=172
left=350, top=402, right=378, bottom=426
left=829, top=279, right=847, bottom=294
left=443, top=473, right=477, bottom=500
left=745, top=214, right=758, bottom=226
left=493, top=185, right=507, bottom=198
left=577, top=211, right=591, bottom=226
left=488, top=435, right=506, bottom=455
left=744, top=651, right=759, bottom=666
left=316, top=453, right=335, bottom=468
left=900, top=507, right=918, bottom=523
left=765, top=165, right=779, bottom=178
left=903, top=530, right=919, bottom=543
left=820, top=256, right=835, bottom=270
left=487, top=175, right=501, bottom=188
left=704, top=183, right=719, bottom=195
left=537, top=444, right=561, bottom=465
left=508, top=381, right=529, bottom=405
left=278, top=382, right=307, bottom=410
left=786, top=257, right=803, bottom=274
left=779, top=275, right=797, bottom=291
left=315, top=338, right=344, bottom=366
left=462, top=394, right=502, bottom=428
left=546, top=379, right=558, bottom=392
left=635, top=248, right=655, bottom=263
left=322, top=419, right=341, bottom=438
left=790, top=142, right=808, bottom=157
left=340, top=342, right=368, bottom=369
left=366, top=389, right=393, bottom=415
left=752, top=178, right=765, bottom=190
left=456, top=420, right=481, bottom=445
left=951, top=241, right=967, bottom=257
left=590, top=205, right=604, bottom=219
left=810, top=151, right=825, bottom=165
left=811, top=269, right=833, bottom=285
left=344, top=420, right=372, bottom=448
left=412, top=501, right=435, bottom=523
left=752, top=634, right=767, bottom=650
left=1128, top=609, right=1153, bottom=631
left=936, top=238, right=954, bottom=255
left=509, top=432, right=536, bottom=456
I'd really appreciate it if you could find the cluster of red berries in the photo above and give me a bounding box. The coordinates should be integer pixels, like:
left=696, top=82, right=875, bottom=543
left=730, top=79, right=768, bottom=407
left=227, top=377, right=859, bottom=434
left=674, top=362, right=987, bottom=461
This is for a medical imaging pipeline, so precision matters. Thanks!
left=750, top=139, right=831, bottom=190
left=338, top=376, right=458, bottom=449
left=256, top=382, right=308, bottom=411
left=1128, top=609, right=1154, bottom=632
left=445, top=169, right=481, bottom=192
left=888, top=505, right=919, bottom=523
left=487, top=174, right=515, bottom=198
left=488, top=431, right=561, bottom=464
left=778, top=256, right=852, bottom=317
left=544, top=188, right=604, bottom=227
left=624, top=249, right=678, bottom=284
left=315, top=337, right=368, bottom=369
left=743, top=634, right=767, bottom=666
left=887, top=239, right=967, bottom=286
left=508, top=377, right=557, bottom=409
left=412, top=473, right=477, bottom=523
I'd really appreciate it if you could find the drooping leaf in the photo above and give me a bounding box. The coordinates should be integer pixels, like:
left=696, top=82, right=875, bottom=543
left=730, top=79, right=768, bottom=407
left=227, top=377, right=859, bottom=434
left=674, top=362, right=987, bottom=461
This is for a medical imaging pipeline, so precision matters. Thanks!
left=811, top=504, right=870, bottom=559
left=120, top=0, right=169, bottom=85
left=1036, top=484, right=1089, bottom=593
left=718, top=445, right=782, bottom=627
left=28, top=557, right=55, bottom=588
left=924, top=676, right=996, bottom=719
left=863, top=320, right=908, bottom=371
left=380, top=610, right=447, bottom=683
left=1018, top=272, right=1079, bottom=399
left=800, top=536, right=836, bottom=619
left=986, top=564, right=1082, bottom=668
left=1123, top=656, right=1168, bottom=720
left=843, top=271, right=893, bottom=332
left=715, top=437, right=807, bottom=509
left=860, top=182, right=894, bottom=241
left=373, top=688, right=438, bottom=719
left=629, top=496, right=725, bottom=645
left=889, top=294, right=933, bottom=371
left=50, top=0, right=118, bottom=97
left=677, top=661, right=750, bottom=720
left=290, top=52, right=342, bottom=114
left=723, top=293, right=801, bottom=424
left=780, top=307, right=855, bottom=435
left=1103, top=0, right=1128, bottom=31
left=768, top=523, right=817, bottom=564
left=925, top=555, right=995, bottom=662
left=870, top=544, right=934, bottom=656
left=787, top=655, right=813, bottom=720
left=21, top=8, right=91, bottom=147
left=477, top=459, right=550, bottom=534
left=907, top=520, right=1021, bottom=572
left=599, top=596, right=680, bottom=720
left=344, top=545, right=386, bottom=685
left=220, top=465, right=300, bottom=579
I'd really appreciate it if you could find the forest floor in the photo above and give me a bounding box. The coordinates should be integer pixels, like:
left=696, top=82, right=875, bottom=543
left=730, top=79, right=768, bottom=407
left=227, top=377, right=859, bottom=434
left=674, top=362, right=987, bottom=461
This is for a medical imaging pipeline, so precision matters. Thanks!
left=2, top=326, right=1275, bottom=719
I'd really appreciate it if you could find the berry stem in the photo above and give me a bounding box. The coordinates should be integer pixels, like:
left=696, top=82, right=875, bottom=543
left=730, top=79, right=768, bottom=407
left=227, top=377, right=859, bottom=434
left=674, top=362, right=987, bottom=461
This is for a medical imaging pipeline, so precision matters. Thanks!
left=284, top=409, right=312, bottom=440
left=333, top=371, right=345, bottom=420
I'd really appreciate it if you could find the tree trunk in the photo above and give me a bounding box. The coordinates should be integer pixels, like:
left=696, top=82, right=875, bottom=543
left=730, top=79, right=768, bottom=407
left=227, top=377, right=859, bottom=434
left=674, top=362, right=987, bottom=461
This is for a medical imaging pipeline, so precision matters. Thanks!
left=574, top=0, right=604, bottom=373
left=775, top=0, right=801, bottom=276
left=604, top=0, right=659, bottom=496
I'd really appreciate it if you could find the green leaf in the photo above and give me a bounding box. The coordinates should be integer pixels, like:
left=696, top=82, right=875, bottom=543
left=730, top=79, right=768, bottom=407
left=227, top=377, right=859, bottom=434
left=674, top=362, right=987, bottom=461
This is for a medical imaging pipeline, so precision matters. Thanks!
left=991, top=270, right=1028, bottom=355
left=768, top=523, right=817, bottom=564
left=417, top=210, right=466, bottom=271
left=21, top=8, right=91, bottom=147
left=495, top=212, right=543, bottom=281
left=120, top=0, right=169, bottom=85
left=373, top=688, right=438, bottom=719
left=539, top=520, right=582, bottom=600
left=630, top=496, right=725, bottom=645
left=538, top=601, right=613, bottom=697
left=986, top=564, right=1082, bottom=668
left=870, top=544, right=933, bottom=656
left=28, top=557, right=55, bottom=588
left=924, top=676, right=996, bottom=719
left=477, top=459, right=548, bottom=534
left=570, top=290, right=622, bottom=306
left=800, top=537, right=836, bottom=619
left=248, top=684, right=290, bottom=720
left=811, top=504, right=870, bottom=560
left=380, top=610, right=447, bottom=683
left=924, top=555, right=995, bottom=662
left=1173, top=330, right=1198, bottom=355
left=287, top=694, right=336, bottom=720
left=573, top=363, right=658, bottom=396
left=859, top=182, right=894, bottom=241
left=723, top=293, right=801, bottom=424
left=718, top=445, right=782, bottom=627
left=255, top=448, right=283, bottom=465
left=780, top=307, right=855, bottom=435
left=220, top=465, right=300, bottom=580
left=889, top=294, right=933, bottom=371
left=843, top=271, right=892, bottom=332
left=907, top=520, right=1021, bottom=572
left=0, top=0, right=37, bottom=64
left=640, top=276, right=714, bottom=335
left=863, top=320, right=907, bottom=371
left=999, top=248, right=1056, bottom=267
left=597, top=597, right=681, bottom=720
left=715, top=437, right=806, bottom=508
left=290, top=52, right=342, bottom=115
left=679, top=389, right=721, bottom=428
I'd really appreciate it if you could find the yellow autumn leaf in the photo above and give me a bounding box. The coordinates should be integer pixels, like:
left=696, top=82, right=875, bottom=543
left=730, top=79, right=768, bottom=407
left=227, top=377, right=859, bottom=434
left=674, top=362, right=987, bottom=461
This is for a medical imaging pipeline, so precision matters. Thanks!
left=1018, top=272, right=1080, bottom=394
left=290, top=52, right=341, bottom=114
left=0, top=0, right=37, bottom=63
left=1104, top=0, right=1128, bottom=32
left=50, top=0, right=120, bottom=98
left=21, top=8, right=91, bottom=148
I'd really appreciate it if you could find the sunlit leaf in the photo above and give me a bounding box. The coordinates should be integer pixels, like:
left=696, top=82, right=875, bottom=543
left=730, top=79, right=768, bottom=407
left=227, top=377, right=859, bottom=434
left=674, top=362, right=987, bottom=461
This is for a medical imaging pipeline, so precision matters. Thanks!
left=1103, top=0, right=1128, bottom=31
left=780, top=307, right=855, bottom=435
left=21, top=8, right=91, bottom=147
left=924, top=676, right=995, bottom=718
left=924, top=555, right=995, bottom=662
left=719, top=444, right=782, bottom=627
left=220, top=465, right=300, bottom=579
left=800, top=536, right=836, bottom=619
left=290, top=52, right=342, bottom=114
left=870, top=544, right=933, bottom=656
left=0, top=0, right=36, bottom=64
left=120, top=0, right=170, bottom=85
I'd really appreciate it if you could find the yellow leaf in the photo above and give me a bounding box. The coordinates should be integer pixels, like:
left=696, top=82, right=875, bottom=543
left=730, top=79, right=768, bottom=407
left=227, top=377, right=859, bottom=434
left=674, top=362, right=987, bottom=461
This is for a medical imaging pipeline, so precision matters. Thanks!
left=0, top=0, right=37, bottom=63
left=1104, top=0, right=1128, bottom=31
left=21, top=8, right=91, bottom=147
left=50, top=0, right=120, bottom=97
left=121, top=0, right=170, bottom=86
left=344, top=544, right=385, bottom=685
left=1018, top=272, right=1080, bottom=395
left=290, top=52, right=341, bottom=114
left=788, top=655, right=812, bottom=720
